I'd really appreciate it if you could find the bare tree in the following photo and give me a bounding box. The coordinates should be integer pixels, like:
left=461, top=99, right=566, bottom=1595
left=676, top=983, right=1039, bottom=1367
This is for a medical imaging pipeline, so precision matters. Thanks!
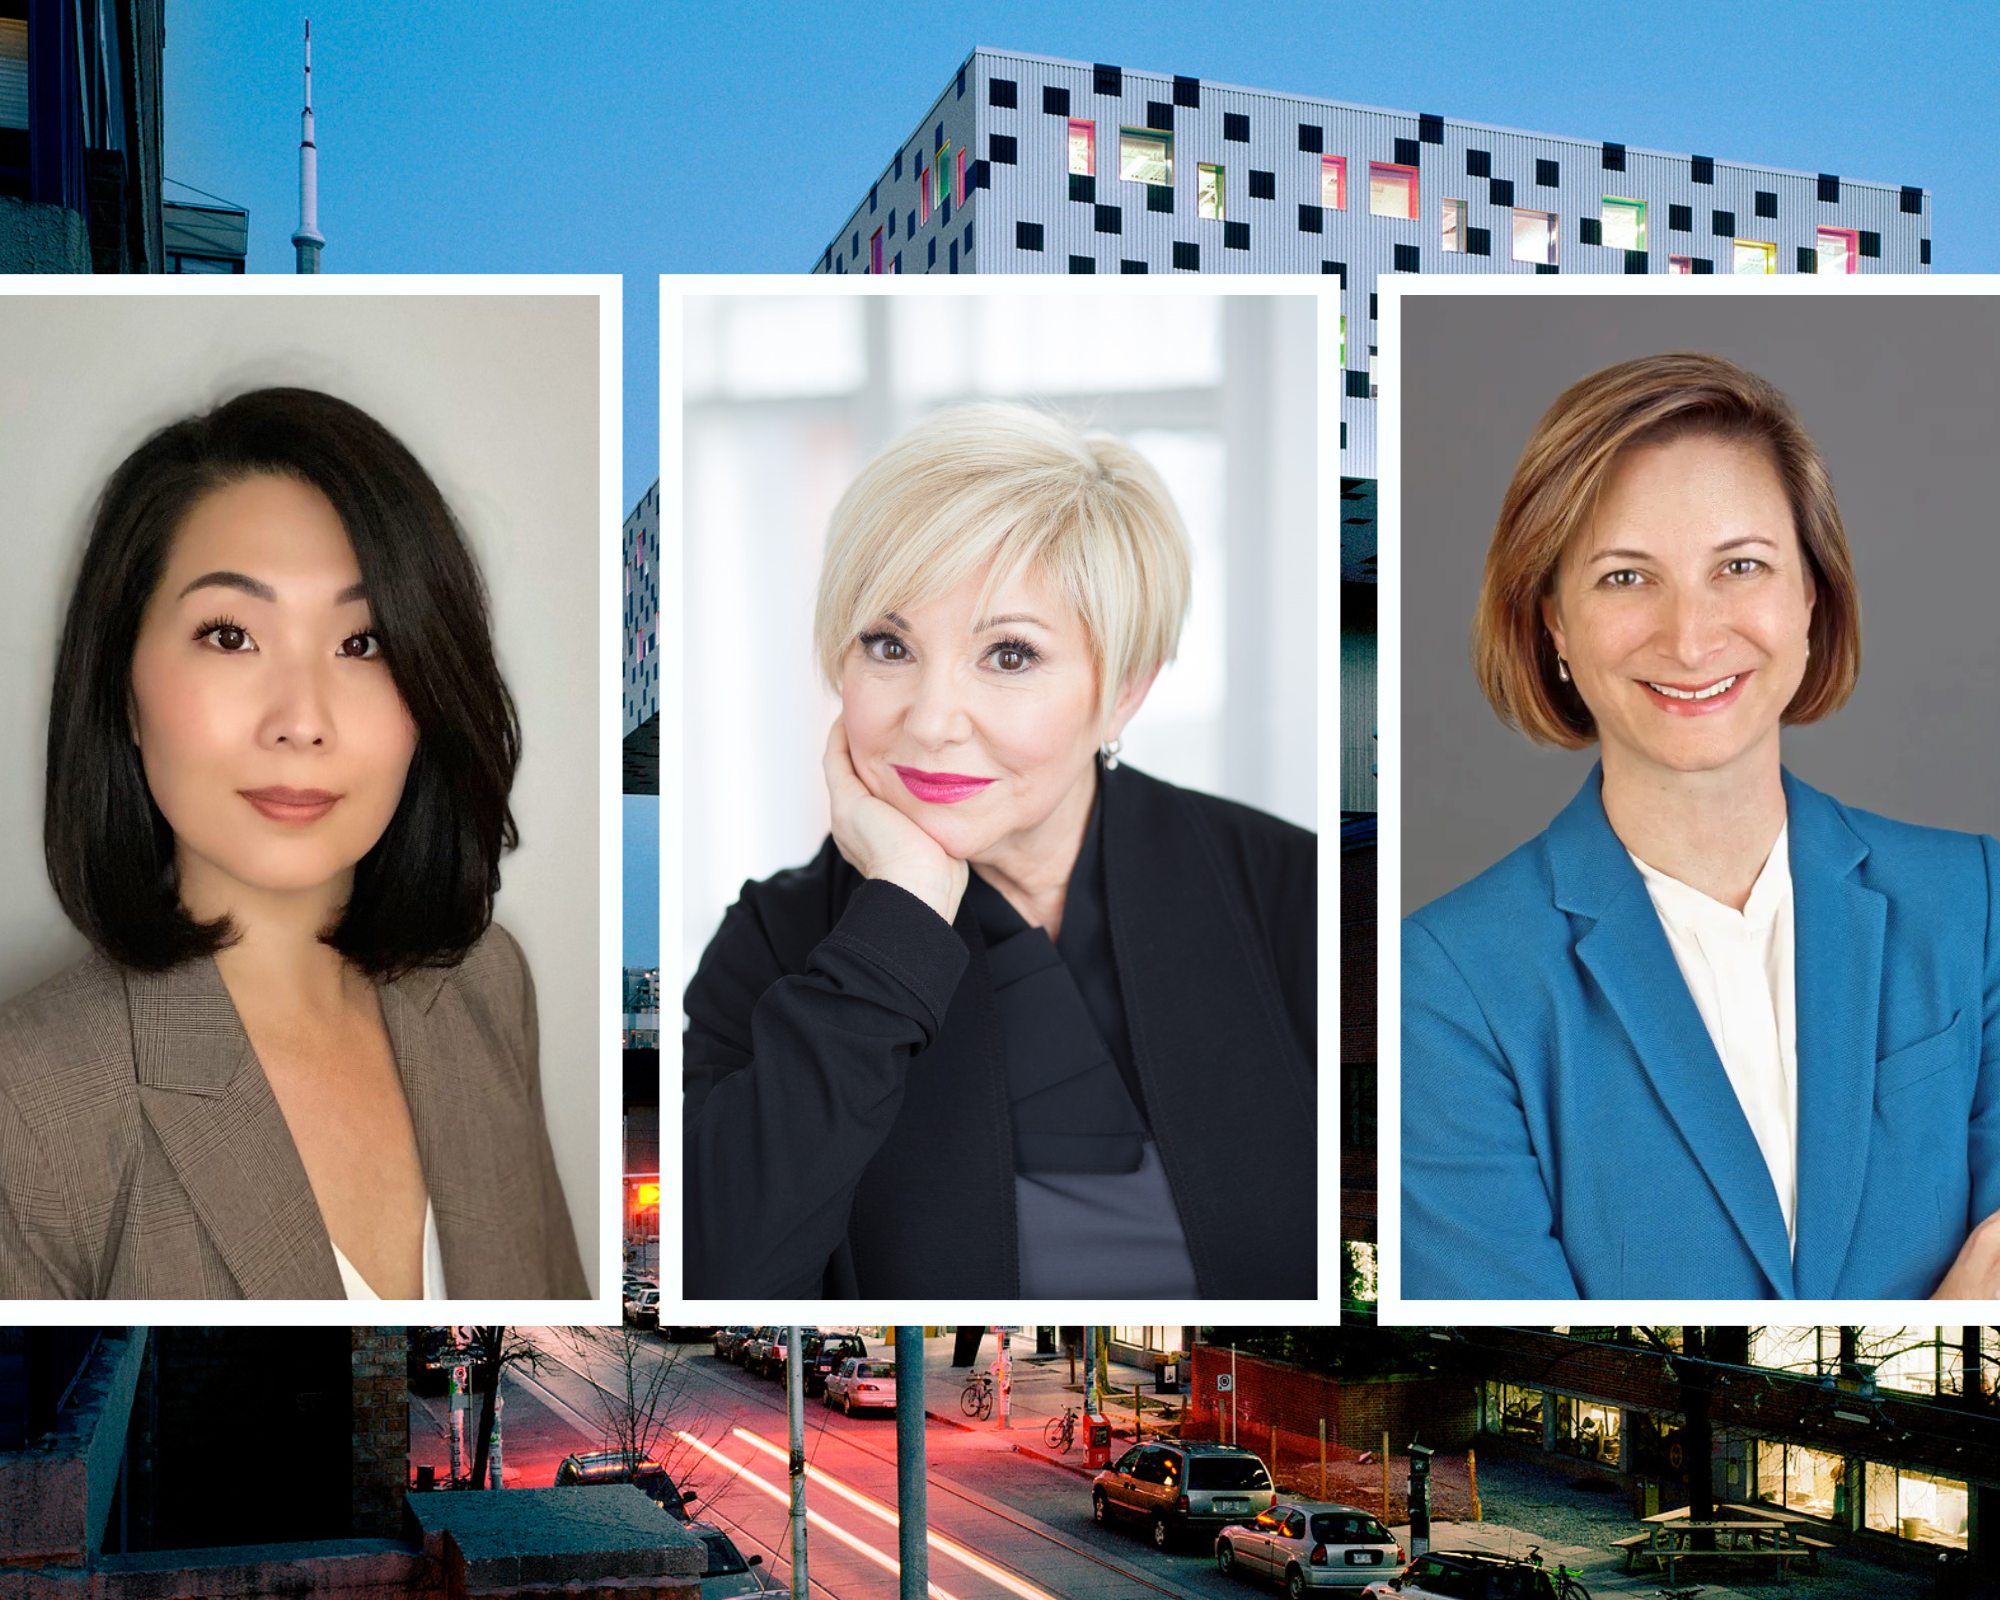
left=545, top=1325, right=715, bottom=1494
left=467, top=1326, right=547, bottom=1491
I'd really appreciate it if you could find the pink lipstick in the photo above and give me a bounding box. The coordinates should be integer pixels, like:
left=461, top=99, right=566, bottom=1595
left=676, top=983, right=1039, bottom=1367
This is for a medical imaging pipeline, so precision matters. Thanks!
left=240, top=786, right=340, bottom=823
left=892, top=766, right=995, bottom=804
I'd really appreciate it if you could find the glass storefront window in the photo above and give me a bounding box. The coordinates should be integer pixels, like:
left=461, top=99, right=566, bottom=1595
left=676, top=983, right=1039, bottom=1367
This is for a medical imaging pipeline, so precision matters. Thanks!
left=1553, top=1397, right=1621, bottom=1464
left=1487, top=1381, right=1543, bottom=1442
left=1756, top=1441, right=1844, bottom=1519
left=1867, top=1465, right=1969, bottom=1548
left=1119, top=128, right=1172, bottom=186
left=1751, top=1326, right=1824, bottom=1375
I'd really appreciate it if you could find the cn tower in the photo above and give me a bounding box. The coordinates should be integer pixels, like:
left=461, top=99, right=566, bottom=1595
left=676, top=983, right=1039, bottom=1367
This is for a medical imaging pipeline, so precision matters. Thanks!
left=291, top=20, right=324, bottom=273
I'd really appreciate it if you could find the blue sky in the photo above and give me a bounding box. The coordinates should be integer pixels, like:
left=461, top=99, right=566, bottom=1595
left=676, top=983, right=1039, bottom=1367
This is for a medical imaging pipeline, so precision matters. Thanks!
left=164, top=0, right=2000, bottom=971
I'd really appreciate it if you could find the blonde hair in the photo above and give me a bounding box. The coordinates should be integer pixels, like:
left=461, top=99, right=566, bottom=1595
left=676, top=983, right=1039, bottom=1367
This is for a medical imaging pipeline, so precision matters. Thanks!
left=1472, top=351, right=1861, bottom=748
left=813, top=403, right=1193, bottom=722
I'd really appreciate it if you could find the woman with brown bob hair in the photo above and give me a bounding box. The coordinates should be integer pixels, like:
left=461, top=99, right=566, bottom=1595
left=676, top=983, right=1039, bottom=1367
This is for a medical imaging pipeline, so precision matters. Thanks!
left=1402, top=352, right=2000, bottom=1301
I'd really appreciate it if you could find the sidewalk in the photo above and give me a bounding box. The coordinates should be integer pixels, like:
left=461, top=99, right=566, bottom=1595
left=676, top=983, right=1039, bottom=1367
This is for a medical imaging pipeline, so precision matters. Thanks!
left=912, top=1332, right=1178, bottom=1473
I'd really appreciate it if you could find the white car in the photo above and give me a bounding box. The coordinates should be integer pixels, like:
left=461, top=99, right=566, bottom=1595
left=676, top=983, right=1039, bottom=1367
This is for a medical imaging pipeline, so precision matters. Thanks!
left=1216, top=1502, right=1404, bottom=1596
left=822, top=1356, right=897, bottom=1415
left=685, top=1521, right=769, bottom=1598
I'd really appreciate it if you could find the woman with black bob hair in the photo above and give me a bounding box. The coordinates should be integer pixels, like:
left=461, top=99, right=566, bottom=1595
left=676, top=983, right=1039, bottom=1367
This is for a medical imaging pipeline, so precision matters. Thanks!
left=0, top=386, right=588, bottom=1300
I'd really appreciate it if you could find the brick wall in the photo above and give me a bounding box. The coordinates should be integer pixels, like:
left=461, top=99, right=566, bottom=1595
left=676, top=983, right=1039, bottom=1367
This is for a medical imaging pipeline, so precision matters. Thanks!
left=1184, top=1345, right=1475, bottom=1456
left=349, top=1328, right=408, bottom=1538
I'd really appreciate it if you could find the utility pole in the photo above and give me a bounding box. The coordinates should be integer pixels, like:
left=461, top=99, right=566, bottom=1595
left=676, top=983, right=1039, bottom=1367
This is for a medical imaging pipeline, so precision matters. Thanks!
left=1084, top=1326, right=1099, bottom=1416
left=894, top=1327, right=928, bottom=1600
left=788, top=1326, right=807, bottom=1600
left=996, top=1327, right=1011, bottom=1430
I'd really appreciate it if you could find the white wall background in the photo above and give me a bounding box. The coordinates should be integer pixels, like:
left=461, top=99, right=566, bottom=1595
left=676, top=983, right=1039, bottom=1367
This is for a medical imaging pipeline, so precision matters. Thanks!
left=680, top=287, right=1317, bottom=992
left=0, top=290, right=603, bottom=1288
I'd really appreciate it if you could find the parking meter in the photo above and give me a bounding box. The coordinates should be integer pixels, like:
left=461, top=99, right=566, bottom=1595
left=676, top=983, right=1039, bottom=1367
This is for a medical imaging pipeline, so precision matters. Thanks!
left=1084, top=1412, right=1113, bottom=1469
left=1408, top=1443, right=1434, bottom=1556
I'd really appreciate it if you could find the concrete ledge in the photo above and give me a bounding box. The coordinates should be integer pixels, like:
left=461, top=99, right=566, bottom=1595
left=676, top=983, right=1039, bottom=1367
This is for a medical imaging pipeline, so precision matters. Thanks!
left=89, top=1540, right=417, bottom=1600
left=409, top=1488, right=702, bottom=1593
left=0, top=1332, right=149, bottom=1567
left=0, top=196, right=91, bottom=273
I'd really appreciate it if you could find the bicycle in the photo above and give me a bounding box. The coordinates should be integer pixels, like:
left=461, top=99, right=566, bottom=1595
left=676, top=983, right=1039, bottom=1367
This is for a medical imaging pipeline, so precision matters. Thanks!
left=1525, top=1546, right=1594, bottom=1600
left=1043, top=1405, right=1079, bottom=1452
left=960, top=1370, right=995, bottom=1420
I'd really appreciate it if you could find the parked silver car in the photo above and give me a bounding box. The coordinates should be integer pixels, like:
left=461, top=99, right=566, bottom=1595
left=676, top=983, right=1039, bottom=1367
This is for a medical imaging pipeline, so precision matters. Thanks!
left=686, top=1521, right=769, bottom=1598
left=1092, top=1442, right=1277, bottom=1550
left=1216, top=1502, right=1403, bottom=1595
left=823, top=1356, right=897, bottom=1415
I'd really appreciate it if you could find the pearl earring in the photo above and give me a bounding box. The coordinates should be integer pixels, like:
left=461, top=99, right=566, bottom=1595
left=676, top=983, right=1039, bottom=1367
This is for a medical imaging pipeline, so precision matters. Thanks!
left=1100, top=738, right=1122, bottom=771
left=1557, top=656, right=1571, bottom=683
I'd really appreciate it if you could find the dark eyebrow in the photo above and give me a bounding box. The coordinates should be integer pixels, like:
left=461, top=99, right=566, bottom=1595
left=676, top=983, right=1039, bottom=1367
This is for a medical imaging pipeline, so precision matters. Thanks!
left=175, top=571, right=368, bottom=605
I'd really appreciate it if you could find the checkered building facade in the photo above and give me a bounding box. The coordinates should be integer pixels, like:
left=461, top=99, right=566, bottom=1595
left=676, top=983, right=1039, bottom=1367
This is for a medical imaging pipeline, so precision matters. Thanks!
left=624, top=482, right=659, bottom=738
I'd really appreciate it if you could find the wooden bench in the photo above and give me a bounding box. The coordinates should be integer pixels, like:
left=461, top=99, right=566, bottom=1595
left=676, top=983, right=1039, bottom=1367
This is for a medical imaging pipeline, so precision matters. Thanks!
left=1612, top=1533, right=1659, bottom=1573
left=1655, top=1542, right=1816, bottom=1585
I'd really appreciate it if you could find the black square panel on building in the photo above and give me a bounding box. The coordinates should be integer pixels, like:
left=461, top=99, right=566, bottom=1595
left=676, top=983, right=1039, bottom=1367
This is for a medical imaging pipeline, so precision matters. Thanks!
left=895, top=151, right=903, bottom=179
left=1299, top=122, right=1324, bottom=152
left=1016, top=221, right=1044, bottom=252
left=1369, top=293, right=1377, bottom=318
left=1922, top=237, right=1932, bottom=264
left=1818, top=173, right=1840, bottom=202
left=1669, top=202, right=1692, bottom=232
left=1224, top=111, right=1250, bottom=141
left=1174, top=74, right=1200, bottom=107
left=1394, top=243, right=1419, bottom=272
left=1691, top=154, right=1715, bottom=184
left=1902, top=185, right=1924, bottom=214
left=1797, top=245, right=1817, bottom=272
left=972, top=159, right=990, bottom=189
left=1466, top=148, right=1491, bottom=177
left=990, top=134, right=1017, bottom=164
left=1094, top=63, right=1121, bottom=95
left=1467, top=226, right=1491, bottom=256
left=1345, top=369, right=1370, bottom=399
left=1754, top=189, right=1777, bottom=218
left=1536, top=158, right=1559, bottom=187
left=989, top=77, right=1017, bottom=108
left=1094, top=203, right=1122, bottom=233
left=1624, top=249, right=1647, bottom=274
left=1068, top=254, right=1095, bottom=273
left=1044, top=85, right=1070, bottom=116
left=1692, top=256, right=1713, bottom=273
left=1394, top=136, right=1421, bottom=166
left=1420, top=112, right=1444, bottom=143
left=1249, top=168, right=1275, bottom=199
left=1120, top=258, right=1147, bottom=273
left=1490, top=176, right=1514, bottom=207
left=927, top=238, right=936, bottom=266
left=1712, top=209, right=1734, bottom=236
left=1860, top=229, right=1881, bottom=257
left=1535, top=262, right=1558, bottom=274
left=1579, top=217, right=1601, bottom=245
left=1147, top=100, right=1173, bottom=130
left=1325, top=260, right=1347, bottom=285
left=1147, top=183, right=1173, bottom=213
left=1602, top=141, right=1626, bottom=171
left=1225, top=220, right=1250, bottom=250
left=1070, top=173, right=1095, bottom=203
left=1174, top=240, right=1200, bottom=270
left=1298, top=203, right=1323, bottom=233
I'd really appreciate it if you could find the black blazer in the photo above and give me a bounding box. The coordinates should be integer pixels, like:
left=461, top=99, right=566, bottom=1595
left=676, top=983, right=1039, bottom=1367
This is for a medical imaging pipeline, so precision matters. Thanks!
left=683, top=764, right=1316, bottom=1297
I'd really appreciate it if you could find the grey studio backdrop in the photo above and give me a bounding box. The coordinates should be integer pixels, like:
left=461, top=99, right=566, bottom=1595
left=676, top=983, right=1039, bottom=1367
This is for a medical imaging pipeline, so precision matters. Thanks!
left=0, top=292, right=602, bottom=1292
left=1401, top=290, right=2000, bottom=915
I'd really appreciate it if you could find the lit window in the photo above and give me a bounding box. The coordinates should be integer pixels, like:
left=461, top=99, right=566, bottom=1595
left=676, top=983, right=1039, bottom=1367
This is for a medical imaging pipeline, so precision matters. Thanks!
left=1733, top=238, right=1776, bottom=275
left=1197, top=163, right=1224, bottom=220
left=1601, top=197, right=1646, bottom=250
left=1512, top=209, right=1557, bottom=265
left=1817, top=226, right=1859, bottom=275
left=1322, top=155, right=1347, bottom=210
left=1756, top=1442, right=1845, bottom=1520
left=1068, top=120, right=1095, bottom=177
left=1368, top=345, right=1378, bottom=399
left=1485, top=1381, right=1543, bottom=1442
left=1369, top=162, right=1417, bottom=219
left=1120, top=127, right=1173, bottom=186
left=1441, top=198, right=1466, bottom=253
left=1338, top=314, right=1346, bottom=371
left=1668, top=256, right=1694, bottom=275
left=1867, top=1465, right=1970, bottom=1549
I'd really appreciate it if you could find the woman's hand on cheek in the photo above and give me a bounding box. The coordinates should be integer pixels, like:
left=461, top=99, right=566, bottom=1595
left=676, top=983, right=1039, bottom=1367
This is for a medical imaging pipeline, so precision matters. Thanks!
left=824, top=716, right=969, bottom=926
left=1931, top=1207, right=2000, bottom=1299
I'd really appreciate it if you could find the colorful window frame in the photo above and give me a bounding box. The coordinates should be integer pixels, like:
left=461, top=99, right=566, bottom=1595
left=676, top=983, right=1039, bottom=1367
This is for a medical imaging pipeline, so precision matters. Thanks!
left=1668, top=255, right=1694, bottom=275
left=954, top=146, right=967, bottom=206
left=1321, top=154, right=1347, bottom=210
left=1733, top=238, right=1776, bottom=275
left=869, top=228, right=883, bottom=274
left=1441, top=198, right=1466, bottom=253
left=1816, top=226, right=1859, bottom=275
left=1601, top=197, right=1646, bottom=251
left=1118, top=126, right=1172, bottom=185
left=920, top=166, right=932, bottom=223
left=1068, top=119, right=1095, bottom=177
left=1197, top=162, right=1223, bottom=220
left=1368, top=161, right=1417, bottom=219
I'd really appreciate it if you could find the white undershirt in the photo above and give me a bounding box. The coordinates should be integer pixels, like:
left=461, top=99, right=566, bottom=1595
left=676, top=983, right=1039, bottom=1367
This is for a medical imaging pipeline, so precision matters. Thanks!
left=331, top=1200, right=447, bottom=1299
left=1628, top=823, right=1798, bottom=1250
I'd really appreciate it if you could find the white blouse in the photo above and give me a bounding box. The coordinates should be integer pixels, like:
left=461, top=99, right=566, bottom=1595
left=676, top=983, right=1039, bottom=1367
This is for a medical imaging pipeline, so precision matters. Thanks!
left=331, top=1200, right=447, bottom=1299
left=1628, top=823, right=1798, bottom=1250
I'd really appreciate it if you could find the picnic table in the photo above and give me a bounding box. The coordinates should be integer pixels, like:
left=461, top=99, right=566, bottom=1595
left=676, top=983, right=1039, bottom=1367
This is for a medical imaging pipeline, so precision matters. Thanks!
left=1615, top=1510, right=1818, bottom=1583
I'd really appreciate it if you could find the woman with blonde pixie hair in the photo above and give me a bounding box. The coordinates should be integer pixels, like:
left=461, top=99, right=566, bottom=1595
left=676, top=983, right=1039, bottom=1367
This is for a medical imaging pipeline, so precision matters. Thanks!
left=1403, top=352, right=2000, bottom=1301
left=685, top=402, right=1316, bottom=1298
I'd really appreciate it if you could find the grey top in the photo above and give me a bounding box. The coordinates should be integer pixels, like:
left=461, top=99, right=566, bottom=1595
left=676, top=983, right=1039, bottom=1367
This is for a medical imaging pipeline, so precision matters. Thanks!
left=965, top=788, right=1199, bottom=1297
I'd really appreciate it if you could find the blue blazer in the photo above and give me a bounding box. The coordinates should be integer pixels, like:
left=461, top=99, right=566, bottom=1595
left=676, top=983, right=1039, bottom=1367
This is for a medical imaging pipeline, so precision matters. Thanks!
left=1402, top=768, right=2000, bottom=1299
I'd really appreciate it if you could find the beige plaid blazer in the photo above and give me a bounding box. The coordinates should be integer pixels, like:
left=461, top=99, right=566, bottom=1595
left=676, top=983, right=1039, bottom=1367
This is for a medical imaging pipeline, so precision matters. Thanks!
left=0, top=924, right=590, bottom=1300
